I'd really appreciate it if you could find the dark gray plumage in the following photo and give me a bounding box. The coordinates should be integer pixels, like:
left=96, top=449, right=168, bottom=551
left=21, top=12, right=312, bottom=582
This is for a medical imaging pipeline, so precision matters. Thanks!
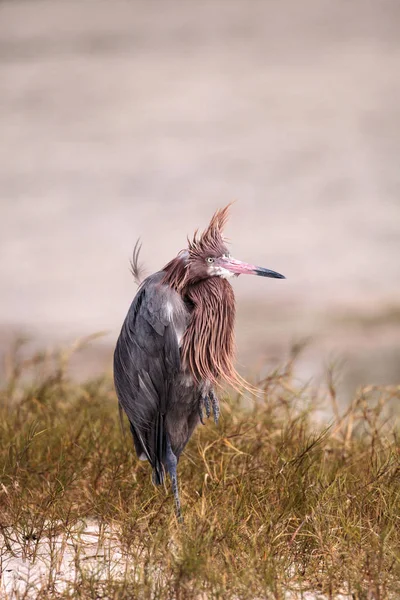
left=114, top=272, right=202, bottom=518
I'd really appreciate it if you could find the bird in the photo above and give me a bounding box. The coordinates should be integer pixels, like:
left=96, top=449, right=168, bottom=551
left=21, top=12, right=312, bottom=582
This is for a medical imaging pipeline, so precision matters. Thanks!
left=113, top=205, right=285, bottom=521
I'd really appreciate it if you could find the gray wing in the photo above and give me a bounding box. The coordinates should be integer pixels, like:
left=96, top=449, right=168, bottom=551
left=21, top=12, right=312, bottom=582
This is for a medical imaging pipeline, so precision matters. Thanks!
left=113, top=273, right=183, bottom=484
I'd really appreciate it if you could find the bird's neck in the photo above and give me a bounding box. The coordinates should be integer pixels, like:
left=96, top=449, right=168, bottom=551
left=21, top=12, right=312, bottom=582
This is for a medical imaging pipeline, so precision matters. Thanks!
left=180, top=277, right=241, bottom=389
left=161, top=258, right=247, bottom=390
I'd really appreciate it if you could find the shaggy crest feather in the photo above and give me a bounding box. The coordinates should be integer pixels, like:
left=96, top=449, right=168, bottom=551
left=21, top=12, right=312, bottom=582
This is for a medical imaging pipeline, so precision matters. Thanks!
left=187, top=204, right=231, bottom=260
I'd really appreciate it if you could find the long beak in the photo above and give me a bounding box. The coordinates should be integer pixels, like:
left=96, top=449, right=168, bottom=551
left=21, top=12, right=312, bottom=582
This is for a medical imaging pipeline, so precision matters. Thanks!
left=220, top=257, right=285, bottom=279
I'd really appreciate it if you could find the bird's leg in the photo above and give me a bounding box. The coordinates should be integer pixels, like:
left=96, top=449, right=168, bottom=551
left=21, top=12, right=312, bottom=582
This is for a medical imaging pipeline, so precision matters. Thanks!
left=165, top=439, right=183, bottom=523
left=199, top=387, right=219, bottom=424
left=199, top=389, right=211, bottom=421
left=209, top=389, right=220, bottom=425
left=198, top=402, right=205, bottom=425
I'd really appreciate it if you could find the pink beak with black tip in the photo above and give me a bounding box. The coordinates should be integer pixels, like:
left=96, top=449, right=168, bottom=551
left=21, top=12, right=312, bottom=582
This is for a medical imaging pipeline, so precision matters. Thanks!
left=218, top=257, right=285, bottom=279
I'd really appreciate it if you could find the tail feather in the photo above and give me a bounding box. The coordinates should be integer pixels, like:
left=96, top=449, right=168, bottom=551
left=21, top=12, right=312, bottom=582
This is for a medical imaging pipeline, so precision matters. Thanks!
left=152, top=464, right=165, bottom=486
left=129, top=414, right=166, bottom=485
left=152, top=411, right=166, bottom=485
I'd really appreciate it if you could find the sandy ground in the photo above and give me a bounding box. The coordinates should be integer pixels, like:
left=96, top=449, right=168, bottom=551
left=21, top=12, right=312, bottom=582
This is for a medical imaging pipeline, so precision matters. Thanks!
left=0, top=520, right=125, bottom=597
left=0, top=0, right=400, bottom=400
left=0, top=520, right=353, bottom=599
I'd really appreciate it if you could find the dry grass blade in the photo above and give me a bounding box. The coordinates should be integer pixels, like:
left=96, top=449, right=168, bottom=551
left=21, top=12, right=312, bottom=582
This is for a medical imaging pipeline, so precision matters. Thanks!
left=0, top=344, right=399, bottom=599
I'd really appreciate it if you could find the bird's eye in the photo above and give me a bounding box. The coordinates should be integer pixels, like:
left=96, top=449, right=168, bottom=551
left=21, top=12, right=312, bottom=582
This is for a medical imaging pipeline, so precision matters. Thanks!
left=206, top=257, right=215, bottom=263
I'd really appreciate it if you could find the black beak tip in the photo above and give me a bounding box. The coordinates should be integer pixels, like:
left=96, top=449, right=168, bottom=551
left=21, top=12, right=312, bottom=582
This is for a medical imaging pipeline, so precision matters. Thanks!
left=255, top=268, right=286, bottom=279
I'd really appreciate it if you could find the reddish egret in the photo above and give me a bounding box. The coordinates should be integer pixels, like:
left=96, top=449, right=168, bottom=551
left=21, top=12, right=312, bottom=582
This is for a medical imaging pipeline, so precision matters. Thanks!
left=114, top=206, right=285, bottom=520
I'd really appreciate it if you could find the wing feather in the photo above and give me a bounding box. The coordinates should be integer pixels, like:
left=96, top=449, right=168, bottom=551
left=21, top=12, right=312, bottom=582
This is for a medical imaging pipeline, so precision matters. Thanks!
left=114, top=273, right=186, bottom=484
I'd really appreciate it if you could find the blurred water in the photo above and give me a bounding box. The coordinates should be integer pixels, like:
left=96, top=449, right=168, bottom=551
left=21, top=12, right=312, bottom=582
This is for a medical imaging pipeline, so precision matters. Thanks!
left=0, top=0, right=399, bottom=399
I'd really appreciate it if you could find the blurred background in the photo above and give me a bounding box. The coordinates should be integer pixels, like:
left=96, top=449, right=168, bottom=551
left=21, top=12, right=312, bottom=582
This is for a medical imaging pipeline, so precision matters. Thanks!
left=1, top=0, right=399, bottom=406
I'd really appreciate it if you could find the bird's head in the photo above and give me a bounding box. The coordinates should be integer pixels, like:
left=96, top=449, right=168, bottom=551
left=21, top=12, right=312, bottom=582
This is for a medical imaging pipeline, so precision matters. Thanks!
left=184, top=204, right=285, bottom=283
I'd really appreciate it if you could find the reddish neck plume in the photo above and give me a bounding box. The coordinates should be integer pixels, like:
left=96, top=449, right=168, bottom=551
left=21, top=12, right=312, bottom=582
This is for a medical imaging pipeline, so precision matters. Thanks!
left=161, top=255, right=188, bottom=291
left=181, top=277, right=238, bottom=389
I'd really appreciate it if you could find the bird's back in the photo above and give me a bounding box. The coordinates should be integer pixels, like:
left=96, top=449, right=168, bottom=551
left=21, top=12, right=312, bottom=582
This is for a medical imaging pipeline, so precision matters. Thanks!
left=113, top=272, right=194, bottom=483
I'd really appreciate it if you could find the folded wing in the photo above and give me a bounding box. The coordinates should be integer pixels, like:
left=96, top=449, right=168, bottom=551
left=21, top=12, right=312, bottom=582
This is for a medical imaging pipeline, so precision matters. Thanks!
left=113, top=273, right=185, bottom=484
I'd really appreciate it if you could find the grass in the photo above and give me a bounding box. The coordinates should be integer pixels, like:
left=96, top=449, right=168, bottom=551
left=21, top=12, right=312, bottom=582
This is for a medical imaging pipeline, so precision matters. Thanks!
left=0, top=340, right=399, bottom=599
